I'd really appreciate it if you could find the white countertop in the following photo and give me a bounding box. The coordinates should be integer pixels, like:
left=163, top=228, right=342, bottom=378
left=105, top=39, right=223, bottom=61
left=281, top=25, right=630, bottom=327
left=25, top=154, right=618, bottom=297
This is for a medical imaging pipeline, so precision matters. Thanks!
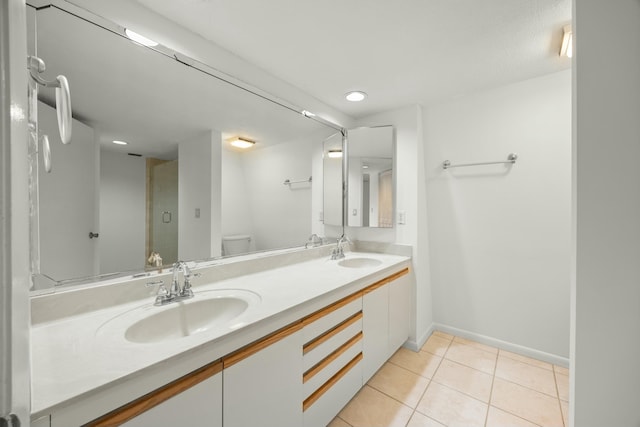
left=30, top=250, right=410, bottom=419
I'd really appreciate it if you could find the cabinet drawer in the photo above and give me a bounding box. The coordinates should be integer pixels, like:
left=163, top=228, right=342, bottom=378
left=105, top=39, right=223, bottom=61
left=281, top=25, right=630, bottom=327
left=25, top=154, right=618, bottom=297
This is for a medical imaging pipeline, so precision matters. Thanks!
left=302, top=296, right=361, bottom=343
left=303, top=353, right=363, bottom=427
left=303, top=331, right=362, bottom=399
left=303, top=313, right=362, bottom=370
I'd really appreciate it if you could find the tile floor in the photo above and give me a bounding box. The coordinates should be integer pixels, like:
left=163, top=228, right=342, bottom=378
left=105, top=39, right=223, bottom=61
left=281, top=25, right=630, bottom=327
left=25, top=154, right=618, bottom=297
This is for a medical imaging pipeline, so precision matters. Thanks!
left=329, top=331, right=570, bottom=427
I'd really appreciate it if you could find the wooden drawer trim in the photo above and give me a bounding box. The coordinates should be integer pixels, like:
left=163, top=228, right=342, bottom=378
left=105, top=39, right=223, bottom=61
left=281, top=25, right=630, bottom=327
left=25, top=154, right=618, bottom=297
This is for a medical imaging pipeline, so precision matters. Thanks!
left=223, top=321, right=303, bottom=368
left=302, top=352, right=363, bottom=412
left=302, top=291, right=362, bottom=327
left=303, top=311, right=362, bottom=354
left=363, top=267, right=409, bottom=294
left=303, top=331, right=363, bottom=384
left=84, top=360, right=223, bottom=427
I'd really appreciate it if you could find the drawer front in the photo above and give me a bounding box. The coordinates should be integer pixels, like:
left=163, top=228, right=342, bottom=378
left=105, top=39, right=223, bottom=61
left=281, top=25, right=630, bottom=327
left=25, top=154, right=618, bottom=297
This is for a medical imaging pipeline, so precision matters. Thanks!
left=303, top=331, right=362, bottom=398
left=303, top=314, right=362, bottom=371
left=303, top=353, right=363, bottom=427
left=302, top=297, right=361, bottom=343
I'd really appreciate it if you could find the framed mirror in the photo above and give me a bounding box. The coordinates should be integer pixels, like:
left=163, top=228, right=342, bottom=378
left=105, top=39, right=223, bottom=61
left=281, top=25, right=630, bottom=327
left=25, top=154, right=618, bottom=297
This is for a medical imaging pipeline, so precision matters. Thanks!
left=29, top=3, right=341, bottom=290
left=346, top=126, right=394, bottom=228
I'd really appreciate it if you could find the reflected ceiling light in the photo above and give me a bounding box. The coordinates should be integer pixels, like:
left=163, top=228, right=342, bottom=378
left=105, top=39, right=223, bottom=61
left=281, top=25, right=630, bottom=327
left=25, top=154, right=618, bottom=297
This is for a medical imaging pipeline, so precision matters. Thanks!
left=362, top=165, right=369, bottom=169
left=327, top=149, right=343, bottom=158
left=301, top=110, right=316, bottom=118
left=560, top=25, right=573, bottom=58
left=229, top=137, right=255, bottom=149
left=125, top=29, right=159, bottom=47
left=345, top=91, right=367, bottom=102
left=112, top=140, right=128, bottom=145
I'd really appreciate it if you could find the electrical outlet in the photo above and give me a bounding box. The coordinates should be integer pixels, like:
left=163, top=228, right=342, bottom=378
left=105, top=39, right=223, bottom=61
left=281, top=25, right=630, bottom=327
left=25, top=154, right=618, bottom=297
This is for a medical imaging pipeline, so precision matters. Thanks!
left=398, top=210, right=406, bottom=225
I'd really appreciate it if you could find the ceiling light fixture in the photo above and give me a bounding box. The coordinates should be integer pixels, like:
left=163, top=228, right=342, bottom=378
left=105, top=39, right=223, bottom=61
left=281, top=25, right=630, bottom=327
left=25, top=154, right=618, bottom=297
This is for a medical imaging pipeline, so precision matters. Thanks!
left=229, top=137, right=255, bottom=149
left=327, top=149, right=343, bottom=158
left=125, top=29, right=159, bottom=47
left=560, top=25, right=573, bottom=58
left=345, top=91, right=367, bottom=102
left=112, top=140, right=128, bottom=145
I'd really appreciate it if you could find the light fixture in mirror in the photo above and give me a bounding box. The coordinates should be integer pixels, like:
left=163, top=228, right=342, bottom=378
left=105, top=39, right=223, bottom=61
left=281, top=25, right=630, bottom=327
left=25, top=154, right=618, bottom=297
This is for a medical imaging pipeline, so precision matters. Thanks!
left=29, top=3, right=340, bottom=290
left=346, top=126, right=394, bottom=228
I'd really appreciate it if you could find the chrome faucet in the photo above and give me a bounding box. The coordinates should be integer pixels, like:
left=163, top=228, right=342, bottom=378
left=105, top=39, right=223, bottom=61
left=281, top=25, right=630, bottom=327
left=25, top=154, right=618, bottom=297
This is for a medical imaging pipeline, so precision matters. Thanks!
left=305, top=233, right=323, bottom=249
left=148, top=261, right=199, bottom=306
left=330, top=235, right=350, bottom=260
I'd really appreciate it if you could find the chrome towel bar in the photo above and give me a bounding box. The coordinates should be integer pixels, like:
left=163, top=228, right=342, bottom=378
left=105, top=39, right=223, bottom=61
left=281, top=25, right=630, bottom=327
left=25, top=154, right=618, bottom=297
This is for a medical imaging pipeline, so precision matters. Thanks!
left=284, top=176, right=312, bottom=185
left=443, top=153, right=518, bottom=170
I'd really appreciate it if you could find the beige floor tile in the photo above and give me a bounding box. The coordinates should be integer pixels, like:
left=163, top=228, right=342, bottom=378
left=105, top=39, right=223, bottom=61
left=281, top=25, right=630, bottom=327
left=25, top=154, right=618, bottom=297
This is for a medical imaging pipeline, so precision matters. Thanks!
left=495, top=355, right=557, bottom=397
left=560, top=400, right=569, bottom=427
left=432, top=331, right=454, bottom=341
left=421, top=335, right=451, bottom=356
left=452, top=336, right=499, bottom=355
left=339, top=385, right=413, bottom=427
left=491, top=377, right=563, bottom=427
left=554, top=365, right=569, bottom=376
left=390, top=347, right=442, bottom=379
left=486, top=406, right=539, bottom=427
left=406, top=411, right=446, bottom=427
left=555, top=373, right=569, bottom=401
left=499, top=349, right=553, bottom=371
left=432, top=359, right=493, bottom=402
left=327, top=416, right=352, bottom=427
left=368, top=362, right=430, bottom=408
left=416, top=382, right=488, bottom=427
left=444, top=341, right=497, bottom=374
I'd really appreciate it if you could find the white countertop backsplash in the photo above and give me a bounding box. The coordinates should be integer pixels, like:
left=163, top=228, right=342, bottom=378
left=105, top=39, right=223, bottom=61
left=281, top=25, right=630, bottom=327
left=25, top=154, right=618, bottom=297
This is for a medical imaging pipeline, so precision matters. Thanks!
left=30, top=243, right=411, bottom=419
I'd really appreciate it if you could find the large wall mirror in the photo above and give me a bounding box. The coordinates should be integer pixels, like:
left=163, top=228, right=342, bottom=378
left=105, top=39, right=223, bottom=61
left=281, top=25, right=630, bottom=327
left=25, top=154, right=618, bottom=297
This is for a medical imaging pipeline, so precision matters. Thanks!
left=346, top=126, right=394, bottom=228
left=29, top=3, right=341, bottom=290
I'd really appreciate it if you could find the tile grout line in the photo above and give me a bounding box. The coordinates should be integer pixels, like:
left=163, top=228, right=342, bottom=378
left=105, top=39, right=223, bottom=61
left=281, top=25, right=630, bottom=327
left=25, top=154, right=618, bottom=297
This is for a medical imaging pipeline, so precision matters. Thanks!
left=483, top=347, right=500, bottom=427
left=552, top=366, right=566, bottom=427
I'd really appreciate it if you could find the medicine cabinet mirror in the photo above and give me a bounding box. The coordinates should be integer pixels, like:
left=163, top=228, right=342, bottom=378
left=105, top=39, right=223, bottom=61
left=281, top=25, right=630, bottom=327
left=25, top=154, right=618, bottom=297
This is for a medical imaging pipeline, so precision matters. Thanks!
left=346, top=126, right=394, bottom=228
left=29, top=2, right=340, bottom=291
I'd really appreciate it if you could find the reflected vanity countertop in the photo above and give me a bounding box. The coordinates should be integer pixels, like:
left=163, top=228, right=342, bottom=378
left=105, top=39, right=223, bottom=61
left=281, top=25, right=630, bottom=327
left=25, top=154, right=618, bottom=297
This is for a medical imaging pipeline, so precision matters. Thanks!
left=30, top=249, right=411, bottom=420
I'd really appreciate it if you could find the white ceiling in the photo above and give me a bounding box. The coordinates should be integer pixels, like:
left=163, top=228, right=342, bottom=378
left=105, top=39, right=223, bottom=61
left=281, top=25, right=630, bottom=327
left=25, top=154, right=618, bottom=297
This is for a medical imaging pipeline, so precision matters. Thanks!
left=134, top=0, right=572, bottom=119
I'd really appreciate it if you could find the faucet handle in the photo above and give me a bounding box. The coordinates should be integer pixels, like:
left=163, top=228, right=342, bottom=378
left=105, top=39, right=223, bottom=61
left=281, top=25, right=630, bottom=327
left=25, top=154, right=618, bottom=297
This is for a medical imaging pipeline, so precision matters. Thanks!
left=147, top=280, right=172, bottom=306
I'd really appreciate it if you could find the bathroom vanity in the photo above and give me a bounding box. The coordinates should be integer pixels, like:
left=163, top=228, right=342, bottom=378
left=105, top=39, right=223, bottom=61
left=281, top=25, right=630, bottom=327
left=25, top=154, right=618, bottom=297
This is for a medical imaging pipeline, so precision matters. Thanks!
left=30, top=248, right=412, bottom=427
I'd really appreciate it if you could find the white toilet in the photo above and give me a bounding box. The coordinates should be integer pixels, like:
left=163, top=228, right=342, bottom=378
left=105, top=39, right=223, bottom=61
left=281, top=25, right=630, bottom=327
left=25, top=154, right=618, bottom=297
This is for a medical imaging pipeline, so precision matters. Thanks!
left=222, top=234, right=252, bottom=256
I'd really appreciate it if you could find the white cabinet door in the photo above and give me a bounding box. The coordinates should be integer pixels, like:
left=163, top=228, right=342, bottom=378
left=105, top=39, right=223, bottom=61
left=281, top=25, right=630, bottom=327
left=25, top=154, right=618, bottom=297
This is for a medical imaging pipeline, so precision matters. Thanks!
left=362, top=285, right=389, bottom=381
left=122, top=372, right=222, bottom=427
left=224, top=329, right=303, bottom=427
left=388, top=273, right=411, bottom=356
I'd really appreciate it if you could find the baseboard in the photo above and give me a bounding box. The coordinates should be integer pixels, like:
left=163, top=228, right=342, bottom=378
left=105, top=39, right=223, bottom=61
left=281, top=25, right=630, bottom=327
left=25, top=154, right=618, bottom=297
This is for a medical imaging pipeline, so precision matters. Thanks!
left=433, top=323, right=570, bottom=368
left=403, top=324, right=434, bottom=352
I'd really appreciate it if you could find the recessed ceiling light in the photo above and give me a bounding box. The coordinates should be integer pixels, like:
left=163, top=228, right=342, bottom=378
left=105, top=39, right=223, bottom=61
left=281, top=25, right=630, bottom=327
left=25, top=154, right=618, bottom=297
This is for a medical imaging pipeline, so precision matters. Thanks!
left=229, top=137, right=255, bottom=149
left=327, top=149, right=343, bottom=158
left=345, top=91, right=367, bottom=102
left=125, top=29, right=159, bottom=47
left=560, top=25, right=573, bottom=58
left=112, top=140, right=128, bottom=145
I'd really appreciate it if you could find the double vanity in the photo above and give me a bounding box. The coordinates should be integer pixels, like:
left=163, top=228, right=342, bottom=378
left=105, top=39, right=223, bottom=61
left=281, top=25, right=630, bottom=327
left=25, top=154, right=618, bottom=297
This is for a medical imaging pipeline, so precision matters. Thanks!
left=30, top=246, right=412, bottom=427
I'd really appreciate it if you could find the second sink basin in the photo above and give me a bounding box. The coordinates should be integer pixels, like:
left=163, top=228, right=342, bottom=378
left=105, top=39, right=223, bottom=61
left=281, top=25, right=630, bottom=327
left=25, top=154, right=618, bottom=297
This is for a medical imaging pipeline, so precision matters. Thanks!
left=338, top=257, right=383, bottom=268
left=98, top=289, right=261, bottom=344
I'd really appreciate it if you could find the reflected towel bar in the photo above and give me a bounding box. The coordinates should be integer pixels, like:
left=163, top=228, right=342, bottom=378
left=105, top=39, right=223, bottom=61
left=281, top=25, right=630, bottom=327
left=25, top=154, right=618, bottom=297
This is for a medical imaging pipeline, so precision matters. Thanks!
left=442, top=153, right=518, bottom=170
left=284, top=176, right=312, bottom=185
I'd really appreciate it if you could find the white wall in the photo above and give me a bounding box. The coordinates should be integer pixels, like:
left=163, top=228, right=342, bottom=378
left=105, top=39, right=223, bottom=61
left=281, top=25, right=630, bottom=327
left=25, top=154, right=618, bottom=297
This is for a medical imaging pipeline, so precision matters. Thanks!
left=572, top=1, right=640, bottom=425
left=99, top=150, right=145, bottom=274
left=241, top=139, right=313, bottom=251
left=425, top=70, right=571, bottom=360
left=221, top=148, right=256, bottom=252
left=178, top=131, right=222, bottom=261
left=37, top=102, right=97, bottom=281
left=353, top=106, right=433, bottom=349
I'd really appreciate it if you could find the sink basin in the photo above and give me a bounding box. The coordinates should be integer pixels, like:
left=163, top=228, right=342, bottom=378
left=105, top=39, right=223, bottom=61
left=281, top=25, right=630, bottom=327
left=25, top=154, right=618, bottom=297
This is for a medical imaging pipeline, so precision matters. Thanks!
left=98, top=289, right=260, bottom=344
left=338, top=257, right=382, bottom=268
